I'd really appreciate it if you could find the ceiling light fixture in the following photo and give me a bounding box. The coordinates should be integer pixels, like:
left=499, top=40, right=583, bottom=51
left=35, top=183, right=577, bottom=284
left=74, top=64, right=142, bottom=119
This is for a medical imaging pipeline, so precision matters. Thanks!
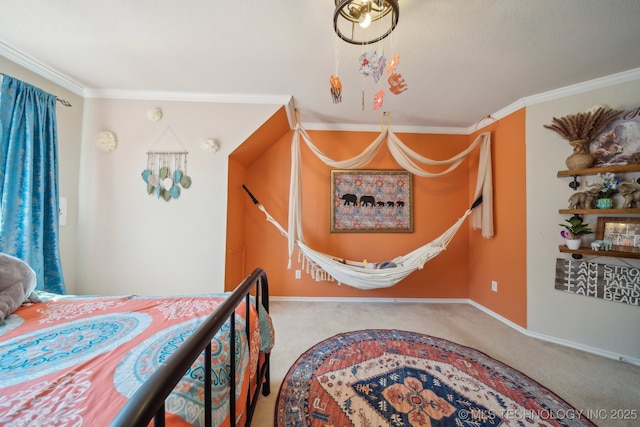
left=333, top=0, right=399, bottom=45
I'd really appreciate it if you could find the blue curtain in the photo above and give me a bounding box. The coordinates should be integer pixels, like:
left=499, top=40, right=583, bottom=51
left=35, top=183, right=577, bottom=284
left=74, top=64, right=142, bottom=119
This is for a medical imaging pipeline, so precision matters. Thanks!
left=0, top=75, right=66, bottom=294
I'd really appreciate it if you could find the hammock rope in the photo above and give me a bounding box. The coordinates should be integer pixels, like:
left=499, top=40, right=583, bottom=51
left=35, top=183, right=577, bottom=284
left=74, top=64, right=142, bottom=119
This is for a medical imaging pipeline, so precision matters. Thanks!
left=243, top=119, right=493, bottom=290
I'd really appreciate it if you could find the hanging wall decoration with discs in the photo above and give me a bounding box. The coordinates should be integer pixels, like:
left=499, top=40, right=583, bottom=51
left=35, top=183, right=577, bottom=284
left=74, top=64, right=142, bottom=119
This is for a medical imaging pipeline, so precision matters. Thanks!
left=141, top=126, right=192, bottom=201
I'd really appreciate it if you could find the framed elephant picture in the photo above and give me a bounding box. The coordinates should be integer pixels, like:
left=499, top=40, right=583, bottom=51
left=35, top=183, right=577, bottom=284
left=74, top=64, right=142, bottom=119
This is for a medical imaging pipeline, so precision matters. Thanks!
left=330, top=169, right=413, bottom=233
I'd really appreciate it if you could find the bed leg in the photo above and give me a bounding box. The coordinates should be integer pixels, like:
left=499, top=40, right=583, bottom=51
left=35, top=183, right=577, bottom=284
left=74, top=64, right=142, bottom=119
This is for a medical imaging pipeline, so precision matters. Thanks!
left=262, top=353, right=271, bottom=396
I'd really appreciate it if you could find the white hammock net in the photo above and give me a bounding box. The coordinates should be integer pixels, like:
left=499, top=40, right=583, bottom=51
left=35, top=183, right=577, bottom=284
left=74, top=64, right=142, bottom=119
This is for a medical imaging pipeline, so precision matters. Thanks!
left=255, top=203, right=474, bottom=290
left=249, top=119, right=493, bottom=290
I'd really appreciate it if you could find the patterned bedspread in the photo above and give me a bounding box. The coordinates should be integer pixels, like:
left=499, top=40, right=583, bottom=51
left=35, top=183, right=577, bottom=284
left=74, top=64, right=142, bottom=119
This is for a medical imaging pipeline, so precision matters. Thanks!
left=0, top=292, right=274, bottom=426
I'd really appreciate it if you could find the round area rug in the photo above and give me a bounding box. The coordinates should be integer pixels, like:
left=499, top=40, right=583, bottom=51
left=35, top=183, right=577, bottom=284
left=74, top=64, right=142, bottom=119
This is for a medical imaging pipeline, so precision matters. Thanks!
left=275, top=329, right=594, bottom=427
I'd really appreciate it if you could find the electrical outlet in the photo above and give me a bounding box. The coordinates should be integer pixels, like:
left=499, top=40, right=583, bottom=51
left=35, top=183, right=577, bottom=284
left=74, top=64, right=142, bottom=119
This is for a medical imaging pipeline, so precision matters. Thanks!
left=295, top=270, right=301, bottom=279
left=491, top=281, right=498, bottom=292
left=59, top=196, right=67, bottom=226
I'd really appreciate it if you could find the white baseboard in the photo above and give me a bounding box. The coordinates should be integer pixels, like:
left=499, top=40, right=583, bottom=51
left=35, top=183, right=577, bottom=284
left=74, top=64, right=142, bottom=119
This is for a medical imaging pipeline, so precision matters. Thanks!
left=270, top=296, right=640, bottom=366
left=466, top=300, right=640, bottom=366
left=271, top=296, right=468, bottom=304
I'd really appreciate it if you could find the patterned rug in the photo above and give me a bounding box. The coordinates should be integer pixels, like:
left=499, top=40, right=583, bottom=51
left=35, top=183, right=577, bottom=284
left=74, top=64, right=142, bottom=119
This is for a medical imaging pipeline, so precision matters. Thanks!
left=275, top=330, right=594, bottom=427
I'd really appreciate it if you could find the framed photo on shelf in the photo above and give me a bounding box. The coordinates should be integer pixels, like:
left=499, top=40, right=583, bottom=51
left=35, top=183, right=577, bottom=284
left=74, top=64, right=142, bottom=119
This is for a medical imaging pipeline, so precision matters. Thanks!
left=330, top=169, right=413, bottom=233
left=596, top=216, right=640, bottom=253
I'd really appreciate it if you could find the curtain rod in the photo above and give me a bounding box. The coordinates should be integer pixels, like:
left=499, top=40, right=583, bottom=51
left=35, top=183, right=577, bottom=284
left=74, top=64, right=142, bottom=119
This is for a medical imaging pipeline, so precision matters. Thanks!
left=0, top=72, right=72, bottom=107
left=56, top=97, right=72, bottom=107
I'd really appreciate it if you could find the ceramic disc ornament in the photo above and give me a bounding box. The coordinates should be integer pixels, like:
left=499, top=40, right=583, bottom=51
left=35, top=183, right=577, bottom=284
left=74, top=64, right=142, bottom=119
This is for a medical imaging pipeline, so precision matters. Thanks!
left=169, top=185, right=181, bottom=199
left=180, top=175, right=192, bottom=189
left=147, top=174, right=159, bottom=187
left=159, top=166, right=169, bottom=179
left=141, top=169, right=152, bottom=183
left=161, top=177, right=173, bottom=190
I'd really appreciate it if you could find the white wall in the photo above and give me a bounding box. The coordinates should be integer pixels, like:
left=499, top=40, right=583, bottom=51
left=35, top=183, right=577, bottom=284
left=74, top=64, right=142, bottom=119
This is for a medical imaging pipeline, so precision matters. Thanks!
left=77, top=98, right=281, bottom=296
left=526, top=78, right=640, bottom=361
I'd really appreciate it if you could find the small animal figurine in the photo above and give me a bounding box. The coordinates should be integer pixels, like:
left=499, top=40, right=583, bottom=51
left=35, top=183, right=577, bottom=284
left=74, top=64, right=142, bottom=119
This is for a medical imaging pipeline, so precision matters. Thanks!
left=591, top=239, right=613, bottom=251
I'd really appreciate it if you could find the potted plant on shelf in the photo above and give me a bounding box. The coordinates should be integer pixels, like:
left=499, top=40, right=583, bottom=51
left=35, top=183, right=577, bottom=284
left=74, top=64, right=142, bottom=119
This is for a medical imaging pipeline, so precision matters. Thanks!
left=560, top=216, right=593, bottom=249
left=544, top=106, right=622, bottom=170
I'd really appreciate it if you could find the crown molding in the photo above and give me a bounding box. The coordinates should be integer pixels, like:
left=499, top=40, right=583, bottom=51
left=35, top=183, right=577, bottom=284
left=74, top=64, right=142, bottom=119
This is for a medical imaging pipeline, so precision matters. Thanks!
left=301, top=121, right=469, bottom=135
left=84, top=87, right=292, bottom=106
left=523, top=67, right=640, bottom=107
left=0, top=42, right=85, bottom=96
left=465, top=99, right=527, bottom=134
left=468, top=67, right=640, bottom=134
left=3, top=39, right=639, bottom=133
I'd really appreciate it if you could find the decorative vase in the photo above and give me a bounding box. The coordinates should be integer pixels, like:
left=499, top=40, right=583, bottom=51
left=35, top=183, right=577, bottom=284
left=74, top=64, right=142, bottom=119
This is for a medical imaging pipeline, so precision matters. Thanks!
left=596, top=198, right=613, bottom=209
left=565, top=139, right=594, bottom=170
left=565, top=238, right=582, bottom=250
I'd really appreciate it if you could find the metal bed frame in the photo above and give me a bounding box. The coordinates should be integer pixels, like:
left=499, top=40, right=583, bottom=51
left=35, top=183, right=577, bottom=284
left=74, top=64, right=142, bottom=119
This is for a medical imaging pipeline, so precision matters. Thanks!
left=110, top=268, right=271, bottom=427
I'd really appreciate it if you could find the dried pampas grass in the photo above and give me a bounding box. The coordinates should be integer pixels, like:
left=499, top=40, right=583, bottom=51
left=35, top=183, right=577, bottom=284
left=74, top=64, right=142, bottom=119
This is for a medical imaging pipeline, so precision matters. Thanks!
left=544, top=106, right=623, bottom=142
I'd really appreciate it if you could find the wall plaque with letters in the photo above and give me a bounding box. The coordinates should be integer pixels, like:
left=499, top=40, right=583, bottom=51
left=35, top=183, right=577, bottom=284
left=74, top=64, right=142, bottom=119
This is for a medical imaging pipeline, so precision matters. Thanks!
left=555, top=258, right=639, bottom=306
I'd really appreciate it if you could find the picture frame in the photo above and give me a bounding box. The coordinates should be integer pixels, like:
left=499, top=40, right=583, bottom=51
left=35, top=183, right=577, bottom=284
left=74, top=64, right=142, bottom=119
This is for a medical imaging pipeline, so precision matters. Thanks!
left=596, top=216, right=640, bottom=253
left=590, top=104, right=640, bottom=166
left=330, top=169, right=412, bottom=233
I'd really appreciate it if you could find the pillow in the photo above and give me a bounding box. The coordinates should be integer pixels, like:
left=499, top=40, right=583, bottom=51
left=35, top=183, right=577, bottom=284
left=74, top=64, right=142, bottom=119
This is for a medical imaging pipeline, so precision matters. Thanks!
left=0, top=253, right=38, bottom=323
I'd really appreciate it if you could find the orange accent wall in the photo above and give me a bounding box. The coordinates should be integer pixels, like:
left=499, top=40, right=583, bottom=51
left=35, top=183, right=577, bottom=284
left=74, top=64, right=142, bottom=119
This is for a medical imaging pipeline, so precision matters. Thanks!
left=227, top=108, right=527, bottom=327
left=225, top=107, right=291, bottom=289
left=467, top=109, right=527, bottom=327
left=242, top=129, right=472, bottom=299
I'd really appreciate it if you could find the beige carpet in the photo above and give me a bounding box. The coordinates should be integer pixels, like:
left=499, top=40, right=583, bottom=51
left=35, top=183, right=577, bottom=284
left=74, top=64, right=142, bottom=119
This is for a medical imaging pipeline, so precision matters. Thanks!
left=251, top=300, right=639, bottom=427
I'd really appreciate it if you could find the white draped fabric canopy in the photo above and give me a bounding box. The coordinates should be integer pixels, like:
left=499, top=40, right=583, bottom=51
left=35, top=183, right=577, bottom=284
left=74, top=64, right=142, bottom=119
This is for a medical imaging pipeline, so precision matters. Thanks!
left=248, top=120, right=494, bottom=290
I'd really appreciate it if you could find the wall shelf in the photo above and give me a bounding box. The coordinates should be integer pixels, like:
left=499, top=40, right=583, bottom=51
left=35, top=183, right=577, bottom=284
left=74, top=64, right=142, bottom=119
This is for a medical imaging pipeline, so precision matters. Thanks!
left=558, top=164, right=640, bottom=260
left=559, top=208, right=640, bottom=215
left=557, top=164, right=640, bottom=177
left=558, top=245, right=640, bottom=259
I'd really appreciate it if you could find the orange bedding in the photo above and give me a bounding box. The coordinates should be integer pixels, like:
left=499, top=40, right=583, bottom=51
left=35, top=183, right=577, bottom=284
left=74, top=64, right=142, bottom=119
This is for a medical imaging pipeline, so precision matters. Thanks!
left=0, top=293, right=274, bottom=426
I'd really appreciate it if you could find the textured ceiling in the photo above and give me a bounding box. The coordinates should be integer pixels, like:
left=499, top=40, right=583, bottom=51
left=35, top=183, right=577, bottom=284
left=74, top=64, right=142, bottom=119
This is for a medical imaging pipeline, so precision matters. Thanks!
left=1, top=0, right=640, bottom=131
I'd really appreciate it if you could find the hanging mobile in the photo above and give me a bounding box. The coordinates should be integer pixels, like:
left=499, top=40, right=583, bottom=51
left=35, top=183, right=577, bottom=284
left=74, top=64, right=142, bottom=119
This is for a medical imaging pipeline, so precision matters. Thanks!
left=330, top=75, right=342, bottom=104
